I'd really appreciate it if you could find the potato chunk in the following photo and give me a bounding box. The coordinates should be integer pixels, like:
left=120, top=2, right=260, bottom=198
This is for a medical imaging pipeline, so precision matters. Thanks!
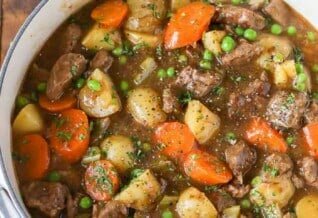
left=202, top=30, right=226, bottom=55
left=127, top=87, right=166, bottom=127
left=100, top=135, right=135, bottom=174
left=13, top=104, right=44, bottom=135
left=176, top=187, right=217, bottom=218
left=185, top=100, right=220, bottom=144
left=114, top=169, right=161, bottom=211
left=79, top=69, right=121, bottom=118
left=124, top=30, right=162, bottom=48
left=296, top=195, right=318, bottom=218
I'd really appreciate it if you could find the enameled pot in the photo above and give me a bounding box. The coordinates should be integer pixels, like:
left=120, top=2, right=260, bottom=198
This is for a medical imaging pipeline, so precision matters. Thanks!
left=0, top=0, right=317, bottom=217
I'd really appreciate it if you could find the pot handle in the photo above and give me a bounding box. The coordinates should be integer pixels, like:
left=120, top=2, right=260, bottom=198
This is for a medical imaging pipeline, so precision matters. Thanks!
left=0, top=187, right=23, bottom=218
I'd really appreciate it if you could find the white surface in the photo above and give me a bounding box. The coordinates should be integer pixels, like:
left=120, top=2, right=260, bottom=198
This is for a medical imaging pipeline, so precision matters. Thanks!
left=286, top=0, right=318, bottom=28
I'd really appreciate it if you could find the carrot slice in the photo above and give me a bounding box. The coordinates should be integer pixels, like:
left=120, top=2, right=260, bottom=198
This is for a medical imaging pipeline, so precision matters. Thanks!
left=39, top=94, right=77, bottom=112
left=164, top=2, right=215, bottom=49
left=49, top=109, right=89, bottom=163
left=14, top=134, right=50, bottom=181
left=91, top=0, right=128, bottom=28
left=182, top=150, right=232, bottom=185
left=85, top=160, right=120, bottom=201
left=303, top=122, right=318, bottom=158
left=154, top=122, right=196, bottom=160
left=244, top=117, right=288, bottom=153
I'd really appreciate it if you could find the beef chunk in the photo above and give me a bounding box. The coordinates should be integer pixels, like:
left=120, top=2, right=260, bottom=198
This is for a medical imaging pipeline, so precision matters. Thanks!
left=225, top=141, right=257, bottom=183
left=226, top=181, right=251, bottom=198
left=264, top=0, right=290, bottom=26
left=221, top=41, right=262, bottom=66
left=92, top=201, right=128, bottom=218
left=162, top=88, right=179, bottom=113
left=59, top=23, right=82, bottom=55
left=90, top=50, right=114, bottom=72
left=217, top=6, right=266, bottom=30
left=261, top=153, right=293, bottom=182
left=208, top=190, right=236, bottom=212
left=266, top=91, right=309, bottom=129
left=249, top=0, right=266, bottom=10
left=228, top=75, right=271, bottom=119
left=46, top=53, right=87, bottom=100
left=297, top=157, right=318, bottom=187
left=22, top=182, right=70, bottom=217
left=175, top=66, right=222, bottom=98
left=291, top=174, right=305, bottom=189
left=304, top=102, right=318, bottom=124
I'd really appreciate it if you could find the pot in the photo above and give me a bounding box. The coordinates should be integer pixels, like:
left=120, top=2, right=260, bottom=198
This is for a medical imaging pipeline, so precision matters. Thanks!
left=0, top=0, right=316, bottom=217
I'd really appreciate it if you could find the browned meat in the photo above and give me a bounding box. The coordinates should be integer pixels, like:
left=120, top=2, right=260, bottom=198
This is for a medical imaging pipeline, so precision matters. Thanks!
left=249, top=0, right=266, bottom=10
left=58, top=169, right=83, bottom=192
left=221, top=41, right=263, bottom=66
left=225, top=141, right=257, bottom=183
left=226, top=183, right=250, bottom=199
left=66, top=193, right=83, bottom=218
left=59, top=23, right=82, bottom=55
left=298, top=157, right=318, bottom=187
left=175, top=66, right=223, bottom=97
left=22, top=181, right=70, bottom=217
left=261, top=153, right=293, bottom=182
left=46, top=53, right=87, bottom=100
left=90, top=117, right=111, bottom=147
left=264, top=0, right=290, bottom=26
left=90, top=50, right=114, bottom=72
left=25, top=64, right=50, bottom=89
left=266, top=91, right=309, bottom=129
left=304, top=102, right=318, bottom=124
left=92, top=201, right=128, bottom=218
left=228, top=76, right=271, bottom=119
left=208, top=190, right=236, bottom=212
left=162, top=88, right=179, bottom=113
left=217, top=6, right=266, bottom=30
left=291, top=174, right=305, bottom=189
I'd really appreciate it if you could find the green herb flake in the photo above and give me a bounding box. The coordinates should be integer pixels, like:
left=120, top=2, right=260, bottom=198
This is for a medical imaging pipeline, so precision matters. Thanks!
left=57, top=131, right=72, bottom=141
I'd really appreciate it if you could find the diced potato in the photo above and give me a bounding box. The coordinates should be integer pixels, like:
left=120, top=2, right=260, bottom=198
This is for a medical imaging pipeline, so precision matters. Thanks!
left=250, top=178, right=295, bottom=208
left=114, top=169, right=161, bottom=211
left=134, top=57, right=158, bottom=85
left=100, top=135, right=135, bottom=174
left=124, top=30, right=162, bottom=48
left=296, top=195, right=318, bottom=218
left=202, top=31, right=226, bottom=55
left=223, top=206, right=241, bottom=218
left=176, top=187, right=218, bottom=218
left=258, top=34, right=293, bottom=59
left=171, top=0, right=190, bottom=11
left=185, top=100, right=220, bottom=144
left=82, top=24, right=121, bottom=51
left=273, top=63, right=289, bottom=88
left=79, top=69, right=121, bottom=118
left=12, top=104, right=44, bottom=135
left=127, top=87, right=166, bottom=127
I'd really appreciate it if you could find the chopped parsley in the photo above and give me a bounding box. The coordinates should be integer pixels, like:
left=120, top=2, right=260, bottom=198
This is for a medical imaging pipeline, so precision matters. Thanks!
left=70, top=65, right=78, bottom=76
left=294, top=47, right=304, bottom=63
left=53, top=117, right=67, bottom=128
left=286, top=135, right=295, bottom=146
left=213, top=86, right=225, bottom=96
left=225, top=132, right=237, bottom=144
left=147, top=3, right=161, bottom=19
left=263, top=164, right=279, bottom=177
left=12, top=152, right=29, bottom=164
left=57, top=131, right=72, bottom=141
left=178, top=91, right=193, bottom=105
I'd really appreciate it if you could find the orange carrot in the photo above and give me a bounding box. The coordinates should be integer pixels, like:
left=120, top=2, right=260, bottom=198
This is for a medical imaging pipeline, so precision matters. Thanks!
left=182, top=150, right=232, bottom=185
left=91, top=0, right=128, bottom=28
left=244, top=117, right=288, bottom=153
left=154, top=122, right=196, bottom=160
left=39, top=94, right=77, bottom=113
left=85, top=160, right=120, bottom=201
left=303, top=122, right=318, bottom=158
left=14, top=134, right=50, bottom=181
left=49, top=109, right=89, bottom=163
left=164, top=2, right=215, bottom=49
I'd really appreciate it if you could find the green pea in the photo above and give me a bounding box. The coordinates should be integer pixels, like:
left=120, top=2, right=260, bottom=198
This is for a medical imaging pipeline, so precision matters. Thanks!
left=16, top=95, right=30, bottom=108
left=231, top=0, right=241, bottom=5
left=120, top=80, right=129, bottom=91
left=271, top=24, right=283, bottom=35
left=251, top=176, right=261, bottom=187
left=312, top=64, right=318, bottom=73
left=47, top=171, right=61, bottom=182
left=203, top=49, right=213, bottom=61
left=287, top=26, right=297, bottom=36
left=87, top=79, right=101, bottom=91
left=157, top=69, right=167, bottom=79
left=240, top=199, right=251, bottom=209
left=178, top=54, right=188, bottom=64
left=162, top=210, right=173, bottom=218
left=235, top=26, right=245, bottom=36
left=36, top=82, right=47, bottom=93
left=307, top=31, right=316, bottom=42
left=167, top=67, right=176, bottom=77
left=74, top=78, right=85, bottom=89
left=286, top=135, right=295, bottom=146
left=221, top=36, right=236, bottom=52
left=112, top=46, right=123, bottom=57
left=131, top=169, right=144, bottom=179
left=244, top=29, right=258, bottom=41
left=295, top=82, right=306, bottom=92
left=199, top=60, right=212, bottom=70
left=79, top=196, right=93, bottom=209
left=119, top=55, right=127, bottom=65
left=298, top=73, right=307, bottom=83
